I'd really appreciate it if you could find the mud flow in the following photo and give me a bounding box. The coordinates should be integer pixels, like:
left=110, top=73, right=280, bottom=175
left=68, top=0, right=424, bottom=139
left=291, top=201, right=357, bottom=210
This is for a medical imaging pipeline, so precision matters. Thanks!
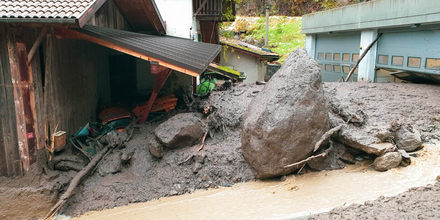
left=68, top=142, right=440, bottom=220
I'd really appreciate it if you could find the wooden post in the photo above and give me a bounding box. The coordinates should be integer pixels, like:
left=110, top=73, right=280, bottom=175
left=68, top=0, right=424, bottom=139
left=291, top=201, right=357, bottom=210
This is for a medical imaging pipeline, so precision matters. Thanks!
left=6, top=25, right=38, bottom=172
left=139, top=69, right=172, bottom=123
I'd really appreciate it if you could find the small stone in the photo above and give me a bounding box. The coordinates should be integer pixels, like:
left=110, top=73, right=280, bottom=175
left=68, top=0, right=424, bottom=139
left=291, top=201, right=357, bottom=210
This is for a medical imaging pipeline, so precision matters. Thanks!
left=374, top=152, right=402, bottom=172
left=280, top=175, right=287, bottom=182
left=170, top=190, right=178, bottom=196
left=339, top=151, right=356, bottom=164
left=394, top=125, right=422, bottom=152
left=98, top=153, right=123, bottom=176
left=148, top=138, right=165, bottom=158
left=192, top=162, right=203, bottom=174
left=120, top=152, right=133, bottom=163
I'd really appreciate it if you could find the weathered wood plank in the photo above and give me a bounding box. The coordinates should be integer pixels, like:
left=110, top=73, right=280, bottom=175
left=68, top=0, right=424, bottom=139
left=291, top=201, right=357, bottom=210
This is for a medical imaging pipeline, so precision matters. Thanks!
left=2, top=24, right=23, bottom=176
left=0, top=24, right=11, bottom=176
left=7, top=25, right=31, bottom=172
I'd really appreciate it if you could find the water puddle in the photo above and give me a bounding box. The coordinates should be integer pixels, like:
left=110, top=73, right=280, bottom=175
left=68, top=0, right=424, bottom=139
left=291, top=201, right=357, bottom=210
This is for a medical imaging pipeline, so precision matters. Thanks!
left=71, top=142, right=440, bottom=220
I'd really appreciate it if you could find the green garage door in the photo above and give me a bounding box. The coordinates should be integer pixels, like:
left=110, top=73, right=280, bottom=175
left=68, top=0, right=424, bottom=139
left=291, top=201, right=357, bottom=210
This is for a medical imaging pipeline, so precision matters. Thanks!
left=315, top=32, right=361, bottom=82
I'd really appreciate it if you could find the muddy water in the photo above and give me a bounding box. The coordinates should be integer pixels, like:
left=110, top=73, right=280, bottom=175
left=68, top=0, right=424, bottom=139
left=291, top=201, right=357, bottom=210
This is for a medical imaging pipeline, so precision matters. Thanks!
left=72, top=142, right=440, bottom=220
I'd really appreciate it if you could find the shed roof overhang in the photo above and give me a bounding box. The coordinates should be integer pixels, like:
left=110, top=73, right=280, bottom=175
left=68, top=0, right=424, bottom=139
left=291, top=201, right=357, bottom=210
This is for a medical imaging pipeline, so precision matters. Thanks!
left=55, top=25, right=221, bottom=77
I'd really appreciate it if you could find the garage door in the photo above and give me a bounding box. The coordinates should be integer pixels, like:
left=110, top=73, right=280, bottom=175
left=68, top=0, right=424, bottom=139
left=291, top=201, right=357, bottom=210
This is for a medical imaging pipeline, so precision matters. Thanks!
left=315, top=32, right=361, bottom=82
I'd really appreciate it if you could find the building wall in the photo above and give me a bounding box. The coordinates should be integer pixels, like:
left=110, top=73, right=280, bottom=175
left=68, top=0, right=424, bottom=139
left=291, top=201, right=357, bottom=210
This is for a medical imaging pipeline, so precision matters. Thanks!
left=220, top=47, right=260, bottom=83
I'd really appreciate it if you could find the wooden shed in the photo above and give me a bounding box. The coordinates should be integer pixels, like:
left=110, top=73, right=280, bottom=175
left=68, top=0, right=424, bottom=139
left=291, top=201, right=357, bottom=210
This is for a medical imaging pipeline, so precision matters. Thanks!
left=0, top=0, right=221, bottom=177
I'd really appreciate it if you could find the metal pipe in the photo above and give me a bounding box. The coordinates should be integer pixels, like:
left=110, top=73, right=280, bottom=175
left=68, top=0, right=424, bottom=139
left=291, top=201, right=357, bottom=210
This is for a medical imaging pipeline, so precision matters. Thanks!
left=265, top=6, right=269, bottom=47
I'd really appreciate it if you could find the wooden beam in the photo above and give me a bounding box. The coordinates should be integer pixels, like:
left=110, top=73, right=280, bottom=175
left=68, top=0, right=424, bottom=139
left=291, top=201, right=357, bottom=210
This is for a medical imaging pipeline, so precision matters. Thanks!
left=139, top=69, right=172, bottom=123
left=54, top=27, right=200, bottom=77
left=6, top=26, right=31, bottom=172
left=27, top=25, right=49, bottom=64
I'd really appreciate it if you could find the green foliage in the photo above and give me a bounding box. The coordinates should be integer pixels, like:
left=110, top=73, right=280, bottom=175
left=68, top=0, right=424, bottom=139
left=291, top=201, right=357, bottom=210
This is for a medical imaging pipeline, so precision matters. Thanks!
left=221, top=16, right=305, bottom=63
left=223, top=0, right=236, bottom=21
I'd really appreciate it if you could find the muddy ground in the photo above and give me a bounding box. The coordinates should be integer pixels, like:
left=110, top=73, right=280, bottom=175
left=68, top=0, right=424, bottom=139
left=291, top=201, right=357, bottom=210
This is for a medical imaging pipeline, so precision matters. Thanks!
left=2, top=82, right=440, bottom=220
left=308, top=179, right=440, bottom=219
left=65, top=82, right=440, bottom=217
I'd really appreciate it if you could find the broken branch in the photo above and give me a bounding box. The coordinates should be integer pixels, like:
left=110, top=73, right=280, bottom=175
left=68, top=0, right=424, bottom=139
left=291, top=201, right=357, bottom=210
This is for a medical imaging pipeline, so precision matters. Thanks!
left=284, top=145, right=334, bottom=169
left=314, top=125, right=343, bottom=152
left=44, top=145, right=112, bottom=220
left=197, top=131, right=209, bottom=151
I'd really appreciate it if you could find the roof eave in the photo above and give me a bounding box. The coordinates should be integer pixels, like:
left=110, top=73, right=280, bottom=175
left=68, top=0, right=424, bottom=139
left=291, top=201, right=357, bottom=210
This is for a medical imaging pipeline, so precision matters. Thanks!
left=0, top=18, right=78, bottom=26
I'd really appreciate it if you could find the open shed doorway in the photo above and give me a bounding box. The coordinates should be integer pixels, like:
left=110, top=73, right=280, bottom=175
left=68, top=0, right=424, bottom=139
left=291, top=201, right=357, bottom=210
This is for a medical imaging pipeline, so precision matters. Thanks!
left=109, top=55, right=137, bottom=102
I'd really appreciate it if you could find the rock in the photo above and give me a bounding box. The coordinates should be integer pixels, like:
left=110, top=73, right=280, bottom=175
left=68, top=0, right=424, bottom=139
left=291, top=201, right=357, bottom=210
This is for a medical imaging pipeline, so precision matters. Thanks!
left=339, top=151, right=356, bottom=164
left=308, top=142, right=346, bottom=171
left=154, top=113, right=207, bottom=149
left=333, top=125, right=394, bottom=156
left=374, top=152, right=402, bottom=172
left=98, top=153, right=123, bottom=176
left=54, top=161, right=85, bottom=171
left=192, top=162, right=203, bottom=174
left=148, top=138, right=165, bottom=158
left=394, top=125, right=422, bottom=152
left=398, top=149, right=411, bottom=167
left=120, top=149, right=134, bottom=163
left=241, top=49, right=329, bottom=179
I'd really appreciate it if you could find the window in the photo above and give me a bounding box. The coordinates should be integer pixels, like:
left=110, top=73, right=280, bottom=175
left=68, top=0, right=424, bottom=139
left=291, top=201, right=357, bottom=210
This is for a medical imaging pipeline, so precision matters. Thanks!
left=325, top=53, right=332, bottom=60
left=318, top=53, right=324, bottom=60
left=342, top=66, right=350, bottom=73
left=342, top=53, right=350, bottom=61
left=392, top=56, right=404, bottom=66
left=408, top=57, right=421, bottom=68
left=325, top=64, right=332, bottom=71
left=333, top=65, right=341, bottom=73
left=426, top=58, right=440, bottom=70
left=378, top=55, right=388, bottom=64
left=333, top=53, right=341, bottom=61
left=318, top=64, right=324, bottom=70
left=352, top=54, right=359, bottom=62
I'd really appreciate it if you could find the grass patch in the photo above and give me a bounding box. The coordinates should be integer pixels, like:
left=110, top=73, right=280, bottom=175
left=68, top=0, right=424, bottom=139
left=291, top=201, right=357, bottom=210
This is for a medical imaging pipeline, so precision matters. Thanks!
left=221, top=16, right=305, bottom=63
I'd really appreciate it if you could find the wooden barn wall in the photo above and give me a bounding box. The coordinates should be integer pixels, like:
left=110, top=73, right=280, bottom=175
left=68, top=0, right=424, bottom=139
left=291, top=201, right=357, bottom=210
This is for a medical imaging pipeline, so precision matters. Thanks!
left=44, top=0, right=131, bottom=146
left=44, top=36, right=111, bottom=143
left=0, top=0, right=131, bottom=176
left=0, top=24, right=21, bottom=176
left=87, top=0, right=132, bottom=31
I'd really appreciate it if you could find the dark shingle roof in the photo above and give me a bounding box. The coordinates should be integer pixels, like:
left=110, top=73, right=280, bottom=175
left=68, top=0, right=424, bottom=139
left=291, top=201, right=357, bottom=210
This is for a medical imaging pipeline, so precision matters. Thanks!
left=76, top=25, right=221, bottom=75
left=0, top=0, right=97, bottom=19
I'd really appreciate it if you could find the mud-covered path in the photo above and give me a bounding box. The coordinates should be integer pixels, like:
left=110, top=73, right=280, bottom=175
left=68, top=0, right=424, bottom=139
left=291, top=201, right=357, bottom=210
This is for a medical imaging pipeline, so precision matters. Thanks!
left=71, top=141, right=440, bottom=220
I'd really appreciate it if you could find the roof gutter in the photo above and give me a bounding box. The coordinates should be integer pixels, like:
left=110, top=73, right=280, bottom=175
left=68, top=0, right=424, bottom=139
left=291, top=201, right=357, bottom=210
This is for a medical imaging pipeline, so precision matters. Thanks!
left=0, top=18, right=77, bottom=26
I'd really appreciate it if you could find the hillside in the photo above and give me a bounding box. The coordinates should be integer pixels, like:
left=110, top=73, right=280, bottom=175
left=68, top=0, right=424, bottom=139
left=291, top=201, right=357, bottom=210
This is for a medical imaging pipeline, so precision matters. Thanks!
left=220, top=16, right=305, bottom=63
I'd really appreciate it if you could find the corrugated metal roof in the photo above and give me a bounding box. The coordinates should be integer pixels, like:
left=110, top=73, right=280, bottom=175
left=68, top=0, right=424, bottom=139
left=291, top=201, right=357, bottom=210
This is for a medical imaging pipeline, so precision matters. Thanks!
left=75, top=25, right=222, bottom=75
left=0, top=0, right=97, bottom=19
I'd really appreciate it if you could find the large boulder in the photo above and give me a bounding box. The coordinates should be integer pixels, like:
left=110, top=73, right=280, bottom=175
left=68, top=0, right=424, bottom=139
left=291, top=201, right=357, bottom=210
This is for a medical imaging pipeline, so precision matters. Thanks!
left=241, top=48, right=329, bottom=179
left=155, top=113, right=207, bottom=149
